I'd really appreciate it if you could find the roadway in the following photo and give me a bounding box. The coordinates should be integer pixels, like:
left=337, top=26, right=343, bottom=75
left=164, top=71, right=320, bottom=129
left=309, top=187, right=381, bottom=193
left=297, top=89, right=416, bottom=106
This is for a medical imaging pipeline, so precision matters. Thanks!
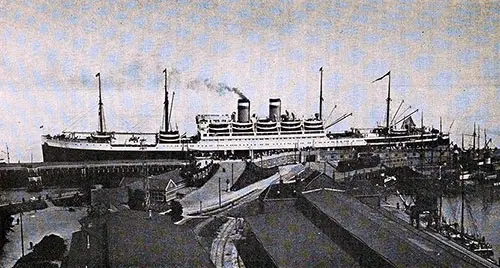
left=180, top=162, right=304, bottom=215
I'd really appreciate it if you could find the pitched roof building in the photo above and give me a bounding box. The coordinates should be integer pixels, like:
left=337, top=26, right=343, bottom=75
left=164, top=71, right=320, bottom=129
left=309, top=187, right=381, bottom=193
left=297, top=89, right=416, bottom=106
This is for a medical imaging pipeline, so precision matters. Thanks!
left=64, top=210, right=214, bottom=267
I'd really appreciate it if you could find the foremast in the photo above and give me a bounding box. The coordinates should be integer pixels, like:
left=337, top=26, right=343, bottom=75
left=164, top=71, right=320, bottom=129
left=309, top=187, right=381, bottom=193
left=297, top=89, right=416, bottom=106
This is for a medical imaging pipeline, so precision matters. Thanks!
left=158, top=69, right=180, bottom=143
left=92, top=73, right=111, bottom=140
left=372, top=70, right=392, bottom=130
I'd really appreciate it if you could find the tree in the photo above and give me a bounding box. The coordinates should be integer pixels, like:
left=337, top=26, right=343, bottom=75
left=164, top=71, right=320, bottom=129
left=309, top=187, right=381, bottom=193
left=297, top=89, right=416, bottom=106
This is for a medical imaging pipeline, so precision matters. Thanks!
left=0, top=208, right=14, bottom=252
left=170, top=200, right=183, bottom=222
left=14, top=234, right=67, bottom=268
left=32, top=234, right=67, bottom=260
left=128, top=189, right=146, bottom=210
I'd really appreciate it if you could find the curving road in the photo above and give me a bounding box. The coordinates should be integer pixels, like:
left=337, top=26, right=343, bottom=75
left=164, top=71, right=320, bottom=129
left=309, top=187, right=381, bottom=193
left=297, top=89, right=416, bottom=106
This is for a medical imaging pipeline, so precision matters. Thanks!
left=180, top=161, right=304, bottom=215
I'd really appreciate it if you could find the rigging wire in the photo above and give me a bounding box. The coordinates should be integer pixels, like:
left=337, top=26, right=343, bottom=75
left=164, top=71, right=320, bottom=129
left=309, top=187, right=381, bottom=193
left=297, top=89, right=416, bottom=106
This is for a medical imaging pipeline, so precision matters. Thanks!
left=62, top=105, right=96, bottom=132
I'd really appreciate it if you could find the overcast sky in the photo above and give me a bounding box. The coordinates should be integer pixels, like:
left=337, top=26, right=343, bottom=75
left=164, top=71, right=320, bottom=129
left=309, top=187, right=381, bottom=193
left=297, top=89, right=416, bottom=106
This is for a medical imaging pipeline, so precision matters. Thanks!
left=0, top=0, right=499, bottom=162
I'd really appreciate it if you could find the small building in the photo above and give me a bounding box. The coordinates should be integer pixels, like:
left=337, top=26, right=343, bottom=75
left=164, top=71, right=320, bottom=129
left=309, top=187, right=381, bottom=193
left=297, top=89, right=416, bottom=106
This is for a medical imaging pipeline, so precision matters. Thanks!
left=149, top=169, right=186, bottom=203
left=64, top=210, right=214, bottom=267
left=120, top=169, right=185, bottom=204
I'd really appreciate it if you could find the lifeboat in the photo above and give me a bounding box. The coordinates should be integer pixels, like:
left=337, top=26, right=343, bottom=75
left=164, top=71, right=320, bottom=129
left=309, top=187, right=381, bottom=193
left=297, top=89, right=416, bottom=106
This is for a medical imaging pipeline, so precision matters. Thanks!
left=280, top=120, right=302, bottom=131
left=232, top=122, right=254, bottom=132
left=208, top=123, right=230, bottom=133
left=256, top=120, right=278, bottom=132
left=280, top=120, right=301, bottom=127
left=304, top=119, right=324, bottom=130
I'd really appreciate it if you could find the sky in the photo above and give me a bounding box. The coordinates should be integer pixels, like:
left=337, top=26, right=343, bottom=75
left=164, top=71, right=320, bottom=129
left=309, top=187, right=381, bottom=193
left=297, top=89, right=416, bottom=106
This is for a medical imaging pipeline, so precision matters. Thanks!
left=0, top=0, right=499, bottom=162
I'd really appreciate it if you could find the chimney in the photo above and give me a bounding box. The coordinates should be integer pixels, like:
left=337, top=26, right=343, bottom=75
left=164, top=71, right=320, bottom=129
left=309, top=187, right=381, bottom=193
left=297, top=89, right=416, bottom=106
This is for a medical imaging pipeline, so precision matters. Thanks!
left=237, top=99, right=250, bottom=123
left=269, top=98, right=281, bottom=122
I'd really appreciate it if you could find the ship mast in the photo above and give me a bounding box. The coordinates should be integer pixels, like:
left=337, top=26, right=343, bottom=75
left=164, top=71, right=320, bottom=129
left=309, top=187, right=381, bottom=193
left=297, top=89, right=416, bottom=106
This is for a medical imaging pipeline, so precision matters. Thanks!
left=163, top=68, right=169, bottom=132
left=319, top=67, right=323, bottom=120
left=169, top=92, right=175, bottom=131
left=386, top=72, right=391, bottom=130
left=372, top=71, right=391, bottom=130
left=96, top=73, right=105, bottom=134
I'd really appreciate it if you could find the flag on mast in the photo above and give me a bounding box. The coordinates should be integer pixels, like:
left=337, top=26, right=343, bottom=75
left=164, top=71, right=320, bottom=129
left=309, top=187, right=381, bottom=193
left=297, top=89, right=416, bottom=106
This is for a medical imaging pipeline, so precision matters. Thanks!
left=372, top=71, right=390, bottom=83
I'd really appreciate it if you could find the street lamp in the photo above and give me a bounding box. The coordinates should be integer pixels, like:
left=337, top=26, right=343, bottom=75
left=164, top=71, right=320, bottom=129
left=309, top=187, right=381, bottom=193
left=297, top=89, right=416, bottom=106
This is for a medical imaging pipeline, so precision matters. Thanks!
left=20, top=211, right=24, bottom=257
left=231, top=162, right=234, bottom=187
left=438, top=162, right=446, bottom=230
left=218, top=177, right=222, bottom=207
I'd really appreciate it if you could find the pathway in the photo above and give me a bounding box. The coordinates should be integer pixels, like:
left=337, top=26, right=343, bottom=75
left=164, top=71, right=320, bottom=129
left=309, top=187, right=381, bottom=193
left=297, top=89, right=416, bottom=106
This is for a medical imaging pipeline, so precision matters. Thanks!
left=211, top=217, right=245, bottom=268
left=180, top=163, right=304, bottom=215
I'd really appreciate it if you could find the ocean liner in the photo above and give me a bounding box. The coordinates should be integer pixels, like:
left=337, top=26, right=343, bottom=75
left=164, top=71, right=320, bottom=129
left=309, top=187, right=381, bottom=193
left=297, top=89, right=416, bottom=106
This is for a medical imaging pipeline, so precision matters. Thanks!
left=42, top=69, right=449, bottom=162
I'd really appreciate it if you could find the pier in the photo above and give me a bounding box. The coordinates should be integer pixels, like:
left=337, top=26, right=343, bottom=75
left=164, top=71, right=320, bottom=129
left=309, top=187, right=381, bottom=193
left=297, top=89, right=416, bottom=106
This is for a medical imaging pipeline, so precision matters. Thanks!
left=240, top=188, right=498, bottom=267
left=0, top=160, right=187, bottom=188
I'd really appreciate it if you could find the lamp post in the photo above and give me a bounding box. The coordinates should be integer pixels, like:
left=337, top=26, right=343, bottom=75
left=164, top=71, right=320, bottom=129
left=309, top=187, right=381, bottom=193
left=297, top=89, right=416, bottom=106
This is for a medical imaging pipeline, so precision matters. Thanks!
left=438, top=163, right=446, bottom=229
left=231, top=162, right=234, bottom=187
left=20, top=211, right=24, bottom=257
left=218, top=177, right=222, bottom=207
left=460, top=165, right=465, bottom=238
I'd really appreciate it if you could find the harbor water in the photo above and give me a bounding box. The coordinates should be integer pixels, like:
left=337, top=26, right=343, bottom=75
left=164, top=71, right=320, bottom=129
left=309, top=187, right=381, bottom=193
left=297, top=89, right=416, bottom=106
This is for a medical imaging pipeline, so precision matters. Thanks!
left=385, top=190, right=500, bottom=261
left=441, top=195, right=500, bottom=261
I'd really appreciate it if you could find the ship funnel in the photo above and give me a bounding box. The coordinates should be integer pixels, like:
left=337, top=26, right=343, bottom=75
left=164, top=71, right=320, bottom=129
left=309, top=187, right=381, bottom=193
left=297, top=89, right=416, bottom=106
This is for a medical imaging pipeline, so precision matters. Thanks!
left=269, top=98, right=281, bottom=122
left=237, top=99, right=250, bottom=123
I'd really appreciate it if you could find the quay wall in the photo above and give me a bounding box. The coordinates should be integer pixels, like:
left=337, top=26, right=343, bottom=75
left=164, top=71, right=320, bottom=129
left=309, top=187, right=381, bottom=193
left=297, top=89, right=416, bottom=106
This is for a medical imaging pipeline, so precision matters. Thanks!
left=0, top=161, right=186, bottom=189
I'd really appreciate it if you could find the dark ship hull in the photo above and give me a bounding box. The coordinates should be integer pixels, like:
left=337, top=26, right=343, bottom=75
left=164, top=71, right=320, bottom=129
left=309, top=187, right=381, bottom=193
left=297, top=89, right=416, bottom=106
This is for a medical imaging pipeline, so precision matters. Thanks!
left=41, top=142, right=188, bottom=162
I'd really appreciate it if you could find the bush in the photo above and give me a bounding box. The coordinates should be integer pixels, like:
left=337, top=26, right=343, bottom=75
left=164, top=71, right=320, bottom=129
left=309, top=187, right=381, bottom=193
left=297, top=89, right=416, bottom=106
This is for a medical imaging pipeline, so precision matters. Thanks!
left=128, top=189, right=145, bottom=210
left=14, top=234, right=67, bottom=267
left=170, top=200, right=183, bottom=222
left=32, top=234, right=67, bottom=260
left=0, top=208, right=14, bottom=252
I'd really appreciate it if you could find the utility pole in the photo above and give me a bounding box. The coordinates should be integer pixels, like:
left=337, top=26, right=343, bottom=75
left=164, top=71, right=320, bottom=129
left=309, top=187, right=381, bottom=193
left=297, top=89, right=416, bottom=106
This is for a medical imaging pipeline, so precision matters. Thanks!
left=20, top=212, right=24, bottom=257
left=472, top=123, right=476, bottom=151
left=460, top=167, right=465, bottom=238
left=218, top=177, right=221, bottom=207
left=484, top=129, right=487, bottom=149
left=477, top=125, right=480, bottom=151
left=461, top=134, right=464, bottom=150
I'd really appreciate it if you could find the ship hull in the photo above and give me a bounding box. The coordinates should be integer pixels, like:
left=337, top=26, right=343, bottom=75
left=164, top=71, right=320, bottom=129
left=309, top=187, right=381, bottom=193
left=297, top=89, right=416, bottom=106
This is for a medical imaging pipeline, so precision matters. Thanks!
left=42, top=143, right=188, bottom=162
left=364, top=134, right=450, bottom=148
left=42, top=133, right=449, bottom=162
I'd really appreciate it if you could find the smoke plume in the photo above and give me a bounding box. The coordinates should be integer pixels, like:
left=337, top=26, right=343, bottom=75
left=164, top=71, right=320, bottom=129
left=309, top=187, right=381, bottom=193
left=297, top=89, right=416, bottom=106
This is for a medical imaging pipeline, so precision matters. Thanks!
left=187, top=78, right=248, bottom=100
